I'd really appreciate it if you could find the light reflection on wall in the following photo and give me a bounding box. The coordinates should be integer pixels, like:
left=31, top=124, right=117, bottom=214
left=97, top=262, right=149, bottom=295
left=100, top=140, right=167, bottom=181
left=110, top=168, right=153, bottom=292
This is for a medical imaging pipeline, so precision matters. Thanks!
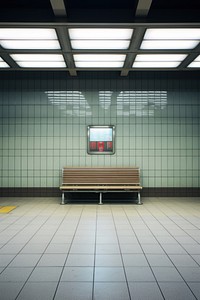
left=45, top=90, right=167, bottom=117
left=45, top=91, right=92, bottom=116
left=99, top=91, right=113, bottom=110
left=117, top=91, right=167, bottom=116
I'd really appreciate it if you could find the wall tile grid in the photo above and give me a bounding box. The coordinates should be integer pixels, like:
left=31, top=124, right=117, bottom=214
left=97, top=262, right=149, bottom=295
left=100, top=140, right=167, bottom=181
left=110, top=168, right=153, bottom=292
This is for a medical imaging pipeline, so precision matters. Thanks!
left=0, top=72, right=199, bottom=191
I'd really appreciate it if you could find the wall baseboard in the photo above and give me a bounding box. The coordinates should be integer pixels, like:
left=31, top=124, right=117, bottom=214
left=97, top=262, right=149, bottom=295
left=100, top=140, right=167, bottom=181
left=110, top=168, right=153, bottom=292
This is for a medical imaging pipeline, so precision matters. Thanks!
left=0, top=187, right=199, bottom=198
left=141, top=188, right=200, bottom=197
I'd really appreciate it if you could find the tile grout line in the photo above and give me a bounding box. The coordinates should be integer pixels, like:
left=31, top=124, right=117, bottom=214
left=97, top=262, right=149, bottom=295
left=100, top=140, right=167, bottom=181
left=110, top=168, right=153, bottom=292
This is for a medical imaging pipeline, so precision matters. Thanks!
left=133, top=203, right=199, bottom=300
left=13, top=203, right=72, bottom=300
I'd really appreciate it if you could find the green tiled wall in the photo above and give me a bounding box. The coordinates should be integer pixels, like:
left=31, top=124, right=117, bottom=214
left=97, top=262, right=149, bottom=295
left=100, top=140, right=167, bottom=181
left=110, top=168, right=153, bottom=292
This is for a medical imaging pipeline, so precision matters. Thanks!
left=0, top=72, right=199, bottom=189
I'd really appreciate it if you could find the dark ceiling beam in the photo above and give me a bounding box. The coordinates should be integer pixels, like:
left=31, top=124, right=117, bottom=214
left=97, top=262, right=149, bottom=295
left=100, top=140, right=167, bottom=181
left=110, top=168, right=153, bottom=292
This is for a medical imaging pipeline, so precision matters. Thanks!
left=178, top=44, right=200, bottom=69
left=50, top=0, right=67, bottom=17
left=135, top=0, right=153, bottom=17
left=56, top=26, right=77, bottom=76
left=0, top=46, right=19, bottom=68
left=121, top=27, right=146, bottom=76
left=120, top=0, right=152, bottom=75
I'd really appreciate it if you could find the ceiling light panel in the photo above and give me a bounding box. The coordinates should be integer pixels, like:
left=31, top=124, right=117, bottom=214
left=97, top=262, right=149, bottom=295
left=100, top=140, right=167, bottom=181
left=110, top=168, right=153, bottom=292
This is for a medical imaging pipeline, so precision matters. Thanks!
left=71, top=40, right=130, bottom=50
left=69, top=28, right=133, bottom=50
left=144, top=28, right=200, bottom=39
left=11, top=54, right=66, bottom=68
left=1, top=40, right=60, bottom=50
left=74, top=54, right=125, bottom=68
left=141, top=28, right=200, bottom=50
left=188, top=55, right=200, bottom=68
left=0, top=28, right=60, bottom=50
left=69, top=28, right=133, bottom=39
left=74, top=54, right=126, bottom=62
left=11, top=54, right=65, bottom=61
left=135, top=54, right=187, bottom=62
left=75, top=62, right=124, bottom=68
left=16, top=62, right=66, bottom=68
left=0, top=28, right=57, bottom=39
left=141, top=40, right=199, bottom=50
left=132, top=54, right=186, bottom=68
left=0, top=57, right=10, bottom=68
left=133, top=62, right=181, bottom=68
left=188, top=62, right=200, bottom=67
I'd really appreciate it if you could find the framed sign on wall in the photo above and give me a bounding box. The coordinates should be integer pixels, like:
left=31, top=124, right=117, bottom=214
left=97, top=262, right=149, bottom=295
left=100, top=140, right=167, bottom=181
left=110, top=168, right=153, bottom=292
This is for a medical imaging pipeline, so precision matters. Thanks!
left=87, top=125, right=115, bottom=155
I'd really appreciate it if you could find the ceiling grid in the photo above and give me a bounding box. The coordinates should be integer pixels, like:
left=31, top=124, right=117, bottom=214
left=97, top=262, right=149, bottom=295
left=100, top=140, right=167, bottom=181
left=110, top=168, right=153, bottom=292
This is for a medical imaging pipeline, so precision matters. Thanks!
left=0, top=0, right=200, bottom=75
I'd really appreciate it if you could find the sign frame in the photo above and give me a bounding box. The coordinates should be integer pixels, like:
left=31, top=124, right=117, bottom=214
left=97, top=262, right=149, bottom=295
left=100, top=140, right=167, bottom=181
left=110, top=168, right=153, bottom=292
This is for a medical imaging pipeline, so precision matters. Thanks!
left=87, top=125, right=115, bottom=155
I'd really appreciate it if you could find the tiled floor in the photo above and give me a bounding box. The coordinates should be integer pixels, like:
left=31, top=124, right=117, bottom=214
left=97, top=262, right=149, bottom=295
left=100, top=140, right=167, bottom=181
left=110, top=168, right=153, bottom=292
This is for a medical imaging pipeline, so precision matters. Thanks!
left=0, top=197, right=200, bottom=300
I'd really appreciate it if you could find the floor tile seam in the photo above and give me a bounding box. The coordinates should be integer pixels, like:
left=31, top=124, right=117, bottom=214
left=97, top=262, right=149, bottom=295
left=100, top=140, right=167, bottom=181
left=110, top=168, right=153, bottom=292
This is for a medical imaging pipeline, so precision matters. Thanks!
left=0, top=213, right=38, bottom=248
left=91, top=205, right=105, bottom=300
left=13, top=205, right=76, bottom=300
left=156, top=281, right=199, bottom=300
left=137, top=202, right=200, bottom=261
left=154, top=201, right=200, bottom=231
left=52, top=205, right=90, bottom=300
left=168, top=254, right=200, bottom=268
left=122, top=205, right=175, bottom=300
left=0, top=209, right=62, bottom=271
left=7, top=212, right=66, bottom=262
left=160, top=214, right=200, bottom=240
left=110, top=205, right=137, bottom=300
left=129, top=205, right=200, bottom=300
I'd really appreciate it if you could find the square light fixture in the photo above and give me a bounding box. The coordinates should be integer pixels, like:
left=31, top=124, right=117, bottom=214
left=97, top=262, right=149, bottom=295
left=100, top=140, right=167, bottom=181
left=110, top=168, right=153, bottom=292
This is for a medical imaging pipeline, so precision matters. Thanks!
left=144, top=28, right=200, bottom=39
left=69, top=28, right=133, bottom=50
left=11, top=54, right=66, bottom=68
left=0, top=57, right=10, bottom=68
left=187, top=55, right=200, bottom=68
left=141, top=28, right=200, bottom=49
left=0, top=28, right=60, bottom=49
left=73, top=54, right=126, bottom=68
left=132, top=54, right=187, bottom=68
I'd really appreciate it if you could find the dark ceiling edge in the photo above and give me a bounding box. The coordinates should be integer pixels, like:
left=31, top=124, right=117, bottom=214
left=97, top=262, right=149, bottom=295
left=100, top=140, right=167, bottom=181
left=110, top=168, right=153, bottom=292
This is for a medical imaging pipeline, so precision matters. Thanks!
left=1, top=22, right=200, bottom=26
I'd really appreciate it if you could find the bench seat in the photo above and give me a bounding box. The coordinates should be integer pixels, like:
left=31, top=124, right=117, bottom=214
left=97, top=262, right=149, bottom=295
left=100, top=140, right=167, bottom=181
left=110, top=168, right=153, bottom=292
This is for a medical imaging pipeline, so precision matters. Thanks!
left=60, top=167, right=143, bottom=205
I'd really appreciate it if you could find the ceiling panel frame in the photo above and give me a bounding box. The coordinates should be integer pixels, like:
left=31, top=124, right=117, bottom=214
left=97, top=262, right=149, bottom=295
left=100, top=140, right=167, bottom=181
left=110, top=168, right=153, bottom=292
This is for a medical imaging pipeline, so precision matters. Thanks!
left=0, top=22, right=200, bottom=75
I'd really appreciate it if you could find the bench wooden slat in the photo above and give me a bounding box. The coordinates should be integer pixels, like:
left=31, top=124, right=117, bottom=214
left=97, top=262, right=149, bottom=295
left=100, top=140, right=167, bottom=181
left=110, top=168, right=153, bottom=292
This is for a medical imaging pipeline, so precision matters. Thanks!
left=62, top=168, right=141, bottom=185
left=60, top=185, right=143, bottom=190
left=60, top=167, right=142, bottom=205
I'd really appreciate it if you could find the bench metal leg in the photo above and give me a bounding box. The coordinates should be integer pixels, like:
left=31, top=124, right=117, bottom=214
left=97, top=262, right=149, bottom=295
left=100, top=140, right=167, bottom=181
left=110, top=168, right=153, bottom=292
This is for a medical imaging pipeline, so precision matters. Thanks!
left=61, top=192, right=65, bottom=205
left=137, top=192, right=143, bottom=205
left=99, top=192, right=103, bottom=205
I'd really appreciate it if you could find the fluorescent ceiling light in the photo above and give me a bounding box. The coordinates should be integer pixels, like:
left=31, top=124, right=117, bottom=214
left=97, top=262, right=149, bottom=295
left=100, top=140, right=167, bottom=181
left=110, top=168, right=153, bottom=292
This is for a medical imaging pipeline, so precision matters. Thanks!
left=73, top=54, right=125, bottom=68
left=74, top=54, right=126, bottom=62
left=16, top=61, right=66, bottom=68
left=135, top=54, right=187, bottom=62
left=71, top=40, right=130, bottom=50
left=132, top=54, right=186, bottom=68
left=75, top=62, right=124, bottom=68
left=0, top=28, right=57, bottom=39
left=190, top=54, right=200, bottom=61
left=144, top=28, right=200, bottom=39
left=1, top=40, right=60, bottom=50
left=140, top=40, right=199, bottom=49
left=11, top=54, right=66, bottom=68
left=0, top=57, right=10, bottom=68
left=69, top=28, right=133, bottom=39
left=187, top=55, right=200, bottom=67
left=11, top=54, right=64, bottom=61
left=141, top=28, right=200, bottom=50
left=132, top=61, right=181, bottom=68
left=0, top=61, right=10, bottom=68
left=69, top=28, right=133, bottom=50
left=188, top=62, right=200, bottom=68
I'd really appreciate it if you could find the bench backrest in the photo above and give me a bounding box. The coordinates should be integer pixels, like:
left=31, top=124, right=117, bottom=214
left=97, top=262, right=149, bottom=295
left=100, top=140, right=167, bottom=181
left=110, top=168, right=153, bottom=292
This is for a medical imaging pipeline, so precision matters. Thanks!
left=62, top=167, right=141, bottom=186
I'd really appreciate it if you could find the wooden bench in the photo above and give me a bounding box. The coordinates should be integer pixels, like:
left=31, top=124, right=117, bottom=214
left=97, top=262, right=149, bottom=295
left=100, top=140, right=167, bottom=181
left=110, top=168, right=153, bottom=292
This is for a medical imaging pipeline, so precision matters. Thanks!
left=60, top=167, right=143, bottom=205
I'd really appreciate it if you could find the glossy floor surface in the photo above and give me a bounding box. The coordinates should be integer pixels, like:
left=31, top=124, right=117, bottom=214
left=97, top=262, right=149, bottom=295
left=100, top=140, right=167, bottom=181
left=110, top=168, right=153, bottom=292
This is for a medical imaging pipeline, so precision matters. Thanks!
left=0, top=197, right=200, bottom=300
